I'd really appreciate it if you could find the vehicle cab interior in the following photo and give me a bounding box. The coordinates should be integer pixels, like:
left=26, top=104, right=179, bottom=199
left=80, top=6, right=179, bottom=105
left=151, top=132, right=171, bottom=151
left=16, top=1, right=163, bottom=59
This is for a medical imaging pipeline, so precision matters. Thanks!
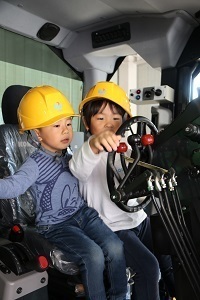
left=0, top=0, right=200, bottom=299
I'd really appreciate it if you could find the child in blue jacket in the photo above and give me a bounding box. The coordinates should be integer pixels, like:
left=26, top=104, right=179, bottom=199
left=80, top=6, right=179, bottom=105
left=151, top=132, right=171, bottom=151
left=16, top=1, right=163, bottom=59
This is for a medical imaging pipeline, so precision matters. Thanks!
left=0, top=85, right=127, bottom=300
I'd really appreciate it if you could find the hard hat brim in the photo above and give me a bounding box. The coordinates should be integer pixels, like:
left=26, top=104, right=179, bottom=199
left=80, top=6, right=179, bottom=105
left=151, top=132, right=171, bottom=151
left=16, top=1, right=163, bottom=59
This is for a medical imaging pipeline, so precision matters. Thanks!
left=19, top=113, right=80, bottom=132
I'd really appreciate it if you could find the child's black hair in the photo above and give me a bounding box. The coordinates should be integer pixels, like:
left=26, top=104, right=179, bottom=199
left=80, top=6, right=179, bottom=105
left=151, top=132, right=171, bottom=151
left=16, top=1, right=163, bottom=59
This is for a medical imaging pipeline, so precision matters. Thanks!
left=82, top=99, right=126, bottom=128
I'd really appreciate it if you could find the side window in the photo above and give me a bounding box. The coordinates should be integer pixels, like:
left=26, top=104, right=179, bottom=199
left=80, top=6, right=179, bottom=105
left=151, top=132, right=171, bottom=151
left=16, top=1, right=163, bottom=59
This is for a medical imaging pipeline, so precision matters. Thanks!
left=192, top=72, right=200, bottom=100
left=0, top=27, right=83, bottom=130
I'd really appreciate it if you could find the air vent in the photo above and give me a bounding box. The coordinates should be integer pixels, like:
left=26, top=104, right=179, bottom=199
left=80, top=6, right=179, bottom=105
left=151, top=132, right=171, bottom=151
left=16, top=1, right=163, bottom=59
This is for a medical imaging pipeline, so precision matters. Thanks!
left=92, top=22, right=131, bottom=48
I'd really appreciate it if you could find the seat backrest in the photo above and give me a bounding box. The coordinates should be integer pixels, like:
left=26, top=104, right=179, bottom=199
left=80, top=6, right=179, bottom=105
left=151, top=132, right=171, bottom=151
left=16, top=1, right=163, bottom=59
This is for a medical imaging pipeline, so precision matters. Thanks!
left=2, top=85, right=31, bottom=124
left=0, top=85, right=36, bottom=228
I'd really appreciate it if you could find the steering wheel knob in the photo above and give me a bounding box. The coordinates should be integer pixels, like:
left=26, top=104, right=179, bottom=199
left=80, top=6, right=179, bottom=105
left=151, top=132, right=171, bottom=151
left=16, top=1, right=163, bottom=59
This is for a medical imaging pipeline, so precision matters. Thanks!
left=141, top=134, right=154, bottom=146
left=117, top=142, right=128, bottom=153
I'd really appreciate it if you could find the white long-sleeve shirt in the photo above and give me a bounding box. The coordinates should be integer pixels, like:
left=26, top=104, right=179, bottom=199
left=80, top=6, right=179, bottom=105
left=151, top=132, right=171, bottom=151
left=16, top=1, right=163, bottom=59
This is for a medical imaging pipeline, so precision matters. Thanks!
left=69, top=139, right=147, bottom=232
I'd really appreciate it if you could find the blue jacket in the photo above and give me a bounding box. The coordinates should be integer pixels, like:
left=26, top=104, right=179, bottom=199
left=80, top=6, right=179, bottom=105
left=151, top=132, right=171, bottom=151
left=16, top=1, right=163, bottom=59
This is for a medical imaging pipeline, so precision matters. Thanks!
left=0, top=149, right=85, bottom=225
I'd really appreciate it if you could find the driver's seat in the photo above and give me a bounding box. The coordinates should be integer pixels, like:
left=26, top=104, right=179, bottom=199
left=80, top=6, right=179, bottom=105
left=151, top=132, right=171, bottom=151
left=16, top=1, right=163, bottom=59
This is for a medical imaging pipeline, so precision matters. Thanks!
left=0, top=85, right=81, bottom=299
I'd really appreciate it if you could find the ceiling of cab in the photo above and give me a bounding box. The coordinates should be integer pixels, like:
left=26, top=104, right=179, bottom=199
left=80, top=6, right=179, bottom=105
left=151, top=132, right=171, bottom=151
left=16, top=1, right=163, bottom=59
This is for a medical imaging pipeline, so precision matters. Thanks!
left=3, top=0, right=200, bottom=31
left=1, top=0, right=200, bottom=71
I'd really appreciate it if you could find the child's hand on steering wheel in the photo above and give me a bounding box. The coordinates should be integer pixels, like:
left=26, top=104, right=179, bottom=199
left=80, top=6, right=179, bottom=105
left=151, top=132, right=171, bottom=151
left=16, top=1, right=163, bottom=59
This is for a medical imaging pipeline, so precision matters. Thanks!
left=89, top=131, right=121, bottom=154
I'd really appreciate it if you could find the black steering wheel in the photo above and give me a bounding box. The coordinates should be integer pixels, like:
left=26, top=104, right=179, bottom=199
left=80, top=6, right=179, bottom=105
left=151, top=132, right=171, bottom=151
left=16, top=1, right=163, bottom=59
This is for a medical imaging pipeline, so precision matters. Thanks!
left=107, top=116, right=158, bottom=213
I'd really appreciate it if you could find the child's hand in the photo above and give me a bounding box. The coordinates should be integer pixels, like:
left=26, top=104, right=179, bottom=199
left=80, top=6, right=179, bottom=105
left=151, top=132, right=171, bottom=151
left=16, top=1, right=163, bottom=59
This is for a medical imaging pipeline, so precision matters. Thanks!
left=89, top=131, right=121, bottom=154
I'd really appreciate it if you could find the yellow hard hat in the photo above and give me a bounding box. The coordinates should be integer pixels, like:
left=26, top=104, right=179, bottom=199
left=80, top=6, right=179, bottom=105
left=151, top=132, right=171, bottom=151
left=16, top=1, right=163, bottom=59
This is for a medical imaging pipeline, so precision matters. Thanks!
left=18, top=85, right=79, bottom=131
left=79, top=81, right=132, bottom=117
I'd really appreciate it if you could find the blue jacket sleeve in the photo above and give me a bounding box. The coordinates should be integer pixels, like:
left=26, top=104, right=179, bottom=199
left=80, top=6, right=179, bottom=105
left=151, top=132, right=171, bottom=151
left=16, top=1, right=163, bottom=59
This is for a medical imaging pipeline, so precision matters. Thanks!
left=0, top=157, right=39, bottom=199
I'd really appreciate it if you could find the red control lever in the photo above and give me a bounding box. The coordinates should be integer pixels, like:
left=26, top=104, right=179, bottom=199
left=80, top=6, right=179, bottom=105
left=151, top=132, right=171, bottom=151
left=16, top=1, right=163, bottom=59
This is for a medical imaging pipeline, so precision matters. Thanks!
left=141, top=134, right=154, bottom=146
left=117, top=142, right=128, bottom=153
left=26, top=255, right=49, bottom=272
left=36, top=255, right=49, bottom=271
left=9, top=224, right=24, bottom=242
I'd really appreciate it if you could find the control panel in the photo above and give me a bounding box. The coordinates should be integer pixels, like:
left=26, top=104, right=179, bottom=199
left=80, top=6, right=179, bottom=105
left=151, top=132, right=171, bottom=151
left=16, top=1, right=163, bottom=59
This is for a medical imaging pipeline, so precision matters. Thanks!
left=0, top=259, right=48, bottom=300
left=0, top=239, right=48, bottom=300
left=129, top=85, right=174, bottom=104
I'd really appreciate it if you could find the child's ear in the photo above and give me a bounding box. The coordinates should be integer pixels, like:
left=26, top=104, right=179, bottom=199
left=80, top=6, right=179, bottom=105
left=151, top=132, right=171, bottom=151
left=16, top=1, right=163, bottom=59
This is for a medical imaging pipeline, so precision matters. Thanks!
left=34, top=129, right=42, bottom=141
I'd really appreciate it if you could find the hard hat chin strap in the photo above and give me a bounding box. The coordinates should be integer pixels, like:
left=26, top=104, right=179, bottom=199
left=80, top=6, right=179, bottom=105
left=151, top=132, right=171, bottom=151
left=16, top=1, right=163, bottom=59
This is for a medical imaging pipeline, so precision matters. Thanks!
left=26, top=130, right=41, bottom=149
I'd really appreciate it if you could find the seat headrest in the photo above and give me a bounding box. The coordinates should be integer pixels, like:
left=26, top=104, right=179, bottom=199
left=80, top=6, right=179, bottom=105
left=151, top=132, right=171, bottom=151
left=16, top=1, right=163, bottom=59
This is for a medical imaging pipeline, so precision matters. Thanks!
left=2, top=85, right=31, bottom=124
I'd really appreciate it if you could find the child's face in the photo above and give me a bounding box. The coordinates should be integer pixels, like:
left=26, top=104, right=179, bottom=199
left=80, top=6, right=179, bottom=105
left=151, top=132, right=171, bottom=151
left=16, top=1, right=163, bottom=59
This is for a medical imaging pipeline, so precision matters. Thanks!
left=89, top=103, right=123, bottom=135
left=35, top=118, right=73, bottom=153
